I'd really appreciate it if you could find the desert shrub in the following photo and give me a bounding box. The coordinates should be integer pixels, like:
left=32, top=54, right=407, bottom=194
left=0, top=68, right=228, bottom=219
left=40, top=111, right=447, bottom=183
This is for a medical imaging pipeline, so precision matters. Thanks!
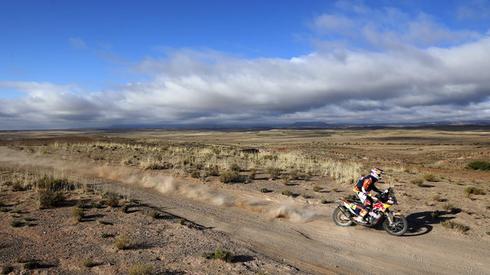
left=313, top=186, right=322, bottom=192
left=282, top=177, right=290, bottom=186
left=36, top=176, right=74, bottom=191
left=410, top=178, right=424, bottom=186
left=143, top=162, right=173, bottom=170
left=260, top=188, right=272, bottom=193
left=10, top=219, right=25, bottom=227
left=441, top=220, right=470, bottom=233
left=466, top=160, right=490, bottom=171
left=288, top=169, right=299, bottom=180
left=432, top=194, right=446, bottom=202
left=1, top=265, right=14, bottom=274
left=114, top=234, right=132, bottom=250
left=23, top=260, right=43, bottom=270
left=145, top=209, right=160, bottom=219
left=128, top=263, right=154, bottom=275
left=190, top=169, right=201, bottom=179
left=267, top=167, right=281, bottom=180
left=203, top=248, right=234, bottom=262
left=249, top=168, right=256, bottom=180
left=442, top=203, right=457, bottom=213
left=219, top=170, right=244, bottom=183
left=464, top=186, right=486, bottom=197
left=82, top=258, right=97, bottom=268
left=423, top=174, right=438, bottom=182
left=281, top=190, right=298, bottom=197
left=11, top=182, right=27, bottom=192
left=101, top=232, right=114, bottom=238
left=98, top=220, right=113, bottom=225
left=102, top=192, right=120, bottom=207
left=321, top=199, right=333, bottom=204
left=204, top=165, right=220, bottom=177
left=230, top=163, right=241, bottom=172
left=72, top=207, right=84, bottom=222
left=38, top=190, right=65, bottom=209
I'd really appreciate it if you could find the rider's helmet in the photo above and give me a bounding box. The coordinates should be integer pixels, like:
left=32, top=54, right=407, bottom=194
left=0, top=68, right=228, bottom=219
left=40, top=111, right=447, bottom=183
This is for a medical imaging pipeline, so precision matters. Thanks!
left=370, top=168, right=383, bottom=180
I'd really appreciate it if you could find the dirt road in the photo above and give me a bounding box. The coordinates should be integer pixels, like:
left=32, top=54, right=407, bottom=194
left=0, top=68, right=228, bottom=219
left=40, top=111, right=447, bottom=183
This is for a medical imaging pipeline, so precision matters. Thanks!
left=117, top=182, right=489, bottom=275
left=1, top=147, right=489, bottom=274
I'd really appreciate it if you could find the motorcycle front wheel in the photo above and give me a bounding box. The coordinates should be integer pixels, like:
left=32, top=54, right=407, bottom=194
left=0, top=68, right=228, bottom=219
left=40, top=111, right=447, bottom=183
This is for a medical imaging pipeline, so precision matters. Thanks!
left=383, top=214, right=408, bottom=236
left=333, top=207, right=353, bottom=227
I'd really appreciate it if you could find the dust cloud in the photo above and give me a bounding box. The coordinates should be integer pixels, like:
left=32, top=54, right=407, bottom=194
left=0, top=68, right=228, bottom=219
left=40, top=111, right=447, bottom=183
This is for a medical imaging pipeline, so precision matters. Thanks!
left=0, top=147, right=325, bottom=223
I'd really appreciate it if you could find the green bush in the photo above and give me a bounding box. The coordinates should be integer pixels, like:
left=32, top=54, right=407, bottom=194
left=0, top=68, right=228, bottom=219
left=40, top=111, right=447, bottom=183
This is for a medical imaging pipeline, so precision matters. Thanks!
left=38, top=190, right=65, bottom=209
left=260, top=188, right=272, bottom=193
left=467, top=160, right=490, bottom=171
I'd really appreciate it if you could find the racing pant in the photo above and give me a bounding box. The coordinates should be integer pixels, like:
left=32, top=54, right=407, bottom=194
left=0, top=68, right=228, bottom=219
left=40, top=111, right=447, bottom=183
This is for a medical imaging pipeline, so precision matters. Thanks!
left=356, top=192, right=373, bottom=217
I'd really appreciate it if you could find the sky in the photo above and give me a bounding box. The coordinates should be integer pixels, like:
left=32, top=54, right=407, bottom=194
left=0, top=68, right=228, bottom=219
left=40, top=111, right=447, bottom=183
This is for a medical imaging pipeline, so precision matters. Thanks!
left=1, top=0, right=490, bottom=129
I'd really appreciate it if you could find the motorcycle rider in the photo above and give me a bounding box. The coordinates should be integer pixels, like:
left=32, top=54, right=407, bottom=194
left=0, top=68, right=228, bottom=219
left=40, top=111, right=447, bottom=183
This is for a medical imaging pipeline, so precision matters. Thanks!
left=352, top=168, right=383, bottom=222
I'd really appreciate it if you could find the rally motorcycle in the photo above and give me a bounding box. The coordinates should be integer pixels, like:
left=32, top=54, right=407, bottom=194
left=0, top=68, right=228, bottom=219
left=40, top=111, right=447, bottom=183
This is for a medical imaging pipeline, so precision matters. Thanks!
left=332, top=187, right=408, bottom=236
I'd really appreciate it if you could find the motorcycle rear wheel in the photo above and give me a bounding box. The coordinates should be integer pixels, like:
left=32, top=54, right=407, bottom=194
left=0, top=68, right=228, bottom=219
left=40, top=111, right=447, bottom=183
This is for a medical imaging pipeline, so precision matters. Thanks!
left=333, top=207, right=353, bottom=226
left=383, top=214, right=408, bottom=236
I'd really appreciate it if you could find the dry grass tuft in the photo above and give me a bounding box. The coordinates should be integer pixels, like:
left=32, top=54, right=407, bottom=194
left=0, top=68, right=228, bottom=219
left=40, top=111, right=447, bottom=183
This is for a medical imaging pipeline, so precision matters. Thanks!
left=128, top=263, right=154, bottom=275
left=466, top=160, right=490, bottom=171
left=423, top=174, right=438, bottom=182
left=203, top=248, right=234, bottom=262
left=464, top=186, right=486, bottom=197
left=38, top=189, right=65, bottom=209
left=114, top=234, right=133, bottom=250
left=441, top=220, right=470, bottom=233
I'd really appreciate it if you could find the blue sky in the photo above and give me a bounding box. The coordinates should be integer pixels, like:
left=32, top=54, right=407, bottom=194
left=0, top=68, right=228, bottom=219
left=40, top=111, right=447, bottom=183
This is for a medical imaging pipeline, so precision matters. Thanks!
left=1, top=0, right=490, bottom=129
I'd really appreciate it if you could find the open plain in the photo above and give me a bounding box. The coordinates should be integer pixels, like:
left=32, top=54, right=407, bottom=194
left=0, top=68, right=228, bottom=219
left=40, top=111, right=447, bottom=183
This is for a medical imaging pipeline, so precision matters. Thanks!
left=0, top=128, right=489, bottom=274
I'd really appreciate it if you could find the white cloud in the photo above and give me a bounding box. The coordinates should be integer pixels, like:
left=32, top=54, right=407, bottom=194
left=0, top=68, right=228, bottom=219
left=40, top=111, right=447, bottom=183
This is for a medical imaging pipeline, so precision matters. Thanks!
left=312, top=6, right=481, bottom=48
left=1, top=36, right=490, bottom=129
left=312, top=14, right=354, bottom=33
